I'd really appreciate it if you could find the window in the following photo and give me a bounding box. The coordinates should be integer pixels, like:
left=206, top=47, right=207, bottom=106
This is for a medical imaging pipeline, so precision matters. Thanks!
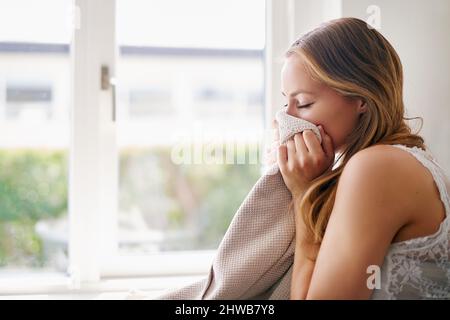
left=0, top=0, right=283, bottom=294
left=112, top=0, right=266, bottom=271
left=0, top=0, right=71, bottom=276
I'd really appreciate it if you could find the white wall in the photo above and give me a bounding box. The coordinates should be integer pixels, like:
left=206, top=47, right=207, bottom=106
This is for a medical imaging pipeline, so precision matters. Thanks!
left=341, top=0, right=450, bottom=172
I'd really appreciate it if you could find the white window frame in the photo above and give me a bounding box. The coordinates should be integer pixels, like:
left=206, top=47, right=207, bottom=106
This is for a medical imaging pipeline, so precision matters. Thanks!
left=0, top=0, right=314, bottom=296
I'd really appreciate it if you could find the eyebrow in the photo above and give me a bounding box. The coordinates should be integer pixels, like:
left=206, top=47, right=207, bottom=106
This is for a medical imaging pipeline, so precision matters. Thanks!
left=281, top=90, right=312, bottom=97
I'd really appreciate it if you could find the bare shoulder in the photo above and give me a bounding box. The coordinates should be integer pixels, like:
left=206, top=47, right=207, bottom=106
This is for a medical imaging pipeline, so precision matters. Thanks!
left=341, top=144, right=418, bottom=185
left=336, top=144, right=424, bottom=227
left=338, top=144, right=446, bottom=236
left=346, top=144, right=418, bottom=170
left=342, top=144, right=426, bottom=185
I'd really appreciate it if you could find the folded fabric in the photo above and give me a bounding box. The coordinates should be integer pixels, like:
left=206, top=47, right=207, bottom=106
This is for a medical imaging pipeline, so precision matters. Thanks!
left=266, top=108, right=321, bottom=175
left=138, top=109, right=321, bottom=300
left=276, top=107, right=322, bottom=146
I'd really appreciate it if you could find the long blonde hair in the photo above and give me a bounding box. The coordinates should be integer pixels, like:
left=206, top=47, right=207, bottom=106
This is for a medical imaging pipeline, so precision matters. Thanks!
left=286, top=17, right=425, bottom=256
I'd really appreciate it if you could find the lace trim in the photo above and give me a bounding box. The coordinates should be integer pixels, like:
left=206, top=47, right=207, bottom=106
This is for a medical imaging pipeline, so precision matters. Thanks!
left=384, top=238, right=450, bottom=299
left=378, top=144, right=450, bottom=299
left=386, top=144, right=450, bottom=253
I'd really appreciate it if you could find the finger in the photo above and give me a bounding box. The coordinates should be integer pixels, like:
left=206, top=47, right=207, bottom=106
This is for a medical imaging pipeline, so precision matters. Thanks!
left=286, top=140, right=297, bottom=168
left=277, top=144, right=288, bottom=173
left=293, top=132, right=308, bottom=155
left=318, top=125, right=334, bottom=160
left=286, top=139, right=296, bottom=157
left=302, top=129, right=324, bottom=155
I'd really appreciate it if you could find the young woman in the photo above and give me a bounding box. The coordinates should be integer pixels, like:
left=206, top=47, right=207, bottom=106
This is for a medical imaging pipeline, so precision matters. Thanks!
left=268, top=17, right=450, bottom=299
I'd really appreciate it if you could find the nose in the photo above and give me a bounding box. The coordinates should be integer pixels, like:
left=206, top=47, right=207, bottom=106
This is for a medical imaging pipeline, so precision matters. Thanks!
left=285, top=102, right=298, bottom=117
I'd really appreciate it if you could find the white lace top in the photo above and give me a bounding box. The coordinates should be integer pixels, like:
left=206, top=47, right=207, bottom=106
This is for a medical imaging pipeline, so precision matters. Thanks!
left=370, top=144, right=450, bottom=299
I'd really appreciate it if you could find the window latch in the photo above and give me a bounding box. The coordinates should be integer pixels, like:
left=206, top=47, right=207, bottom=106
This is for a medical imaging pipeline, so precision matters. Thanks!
left=101, top=65, right=116, bottom=122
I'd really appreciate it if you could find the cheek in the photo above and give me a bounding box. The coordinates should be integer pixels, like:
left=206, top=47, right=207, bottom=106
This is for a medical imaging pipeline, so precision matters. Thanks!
left=300, top=104, right=357, bottom=148
left=298, top=112, right=337, bottom=146
left=325, top=108, right=359, bottom=147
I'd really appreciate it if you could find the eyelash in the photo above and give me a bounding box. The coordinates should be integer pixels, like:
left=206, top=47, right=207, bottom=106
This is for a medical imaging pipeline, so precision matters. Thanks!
left=283, top=103, right=313, bottom=109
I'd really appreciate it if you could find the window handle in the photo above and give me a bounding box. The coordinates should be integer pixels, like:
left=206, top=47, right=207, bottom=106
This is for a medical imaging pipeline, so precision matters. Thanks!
left=101, top=65, right=116, bottom=122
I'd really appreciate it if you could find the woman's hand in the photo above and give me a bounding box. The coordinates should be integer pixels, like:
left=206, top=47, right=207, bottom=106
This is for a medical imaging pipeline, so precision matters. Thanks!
left=277, top=125, right=334, bottom=197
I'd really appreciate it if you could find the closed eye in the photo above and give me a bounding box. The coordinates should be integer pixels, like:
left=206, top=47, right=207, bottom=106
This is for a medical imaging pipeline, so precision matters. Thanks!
left=283, top=103, right=313, bottom=108
left=298, top=103, right=313, bottom=109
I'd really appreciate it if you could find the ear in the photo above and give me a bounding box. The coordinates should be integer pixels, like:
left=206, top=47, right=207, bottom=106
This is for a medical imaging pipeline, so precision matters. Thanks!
left=357, top=99, right=367, bottom=114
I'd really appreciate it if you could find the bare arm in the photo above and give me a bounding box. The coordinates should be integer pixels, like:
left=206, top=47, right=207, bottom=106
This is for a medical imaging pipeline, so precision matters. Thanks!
left=290, top=198, right=320, bottom=300
left=290, top=246, right=316, bottom=299
left=302, top=148, right=411, bottom=299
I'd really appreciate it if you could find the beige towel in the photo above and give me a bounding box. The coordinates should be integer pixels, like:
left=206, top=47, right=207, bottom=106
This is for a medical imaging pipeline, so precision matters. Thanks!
left=153, top=109, right=321, bottom=300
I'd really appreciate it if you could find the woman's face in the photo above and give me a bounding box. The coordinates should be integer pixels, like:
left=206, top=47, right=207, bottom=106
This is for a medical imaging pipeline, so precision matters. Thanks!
left=281, top=54, right=366, bottom=153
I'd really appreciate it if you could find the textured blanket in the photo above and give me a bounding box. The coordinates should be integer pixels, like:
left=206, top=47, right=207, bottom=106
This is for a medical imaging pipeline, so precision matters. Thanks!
left=145, top=108, right=321, bottom=300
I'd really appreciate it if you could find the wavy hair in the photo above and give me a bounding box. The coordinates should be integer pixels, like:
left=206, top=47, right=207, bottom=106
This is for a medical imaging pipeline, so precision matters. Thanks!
left=285, top=17, right=425, bottom=258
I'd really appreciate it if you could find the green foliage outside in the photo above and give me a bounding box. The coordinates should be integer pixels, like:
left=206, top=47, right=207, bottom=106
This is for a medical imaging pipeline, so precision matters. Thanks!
left=0, top=150, right=68, bottom=267
left=0, top=144, right=262, bottom=268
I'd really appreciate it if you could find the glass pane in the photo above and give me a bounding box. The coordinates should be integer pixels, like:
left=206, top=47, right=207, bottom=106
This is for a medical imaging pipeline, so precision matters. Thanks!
left=0, top=0, right=72, bottom=274
left=116, top=0, right=265, bottom=254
